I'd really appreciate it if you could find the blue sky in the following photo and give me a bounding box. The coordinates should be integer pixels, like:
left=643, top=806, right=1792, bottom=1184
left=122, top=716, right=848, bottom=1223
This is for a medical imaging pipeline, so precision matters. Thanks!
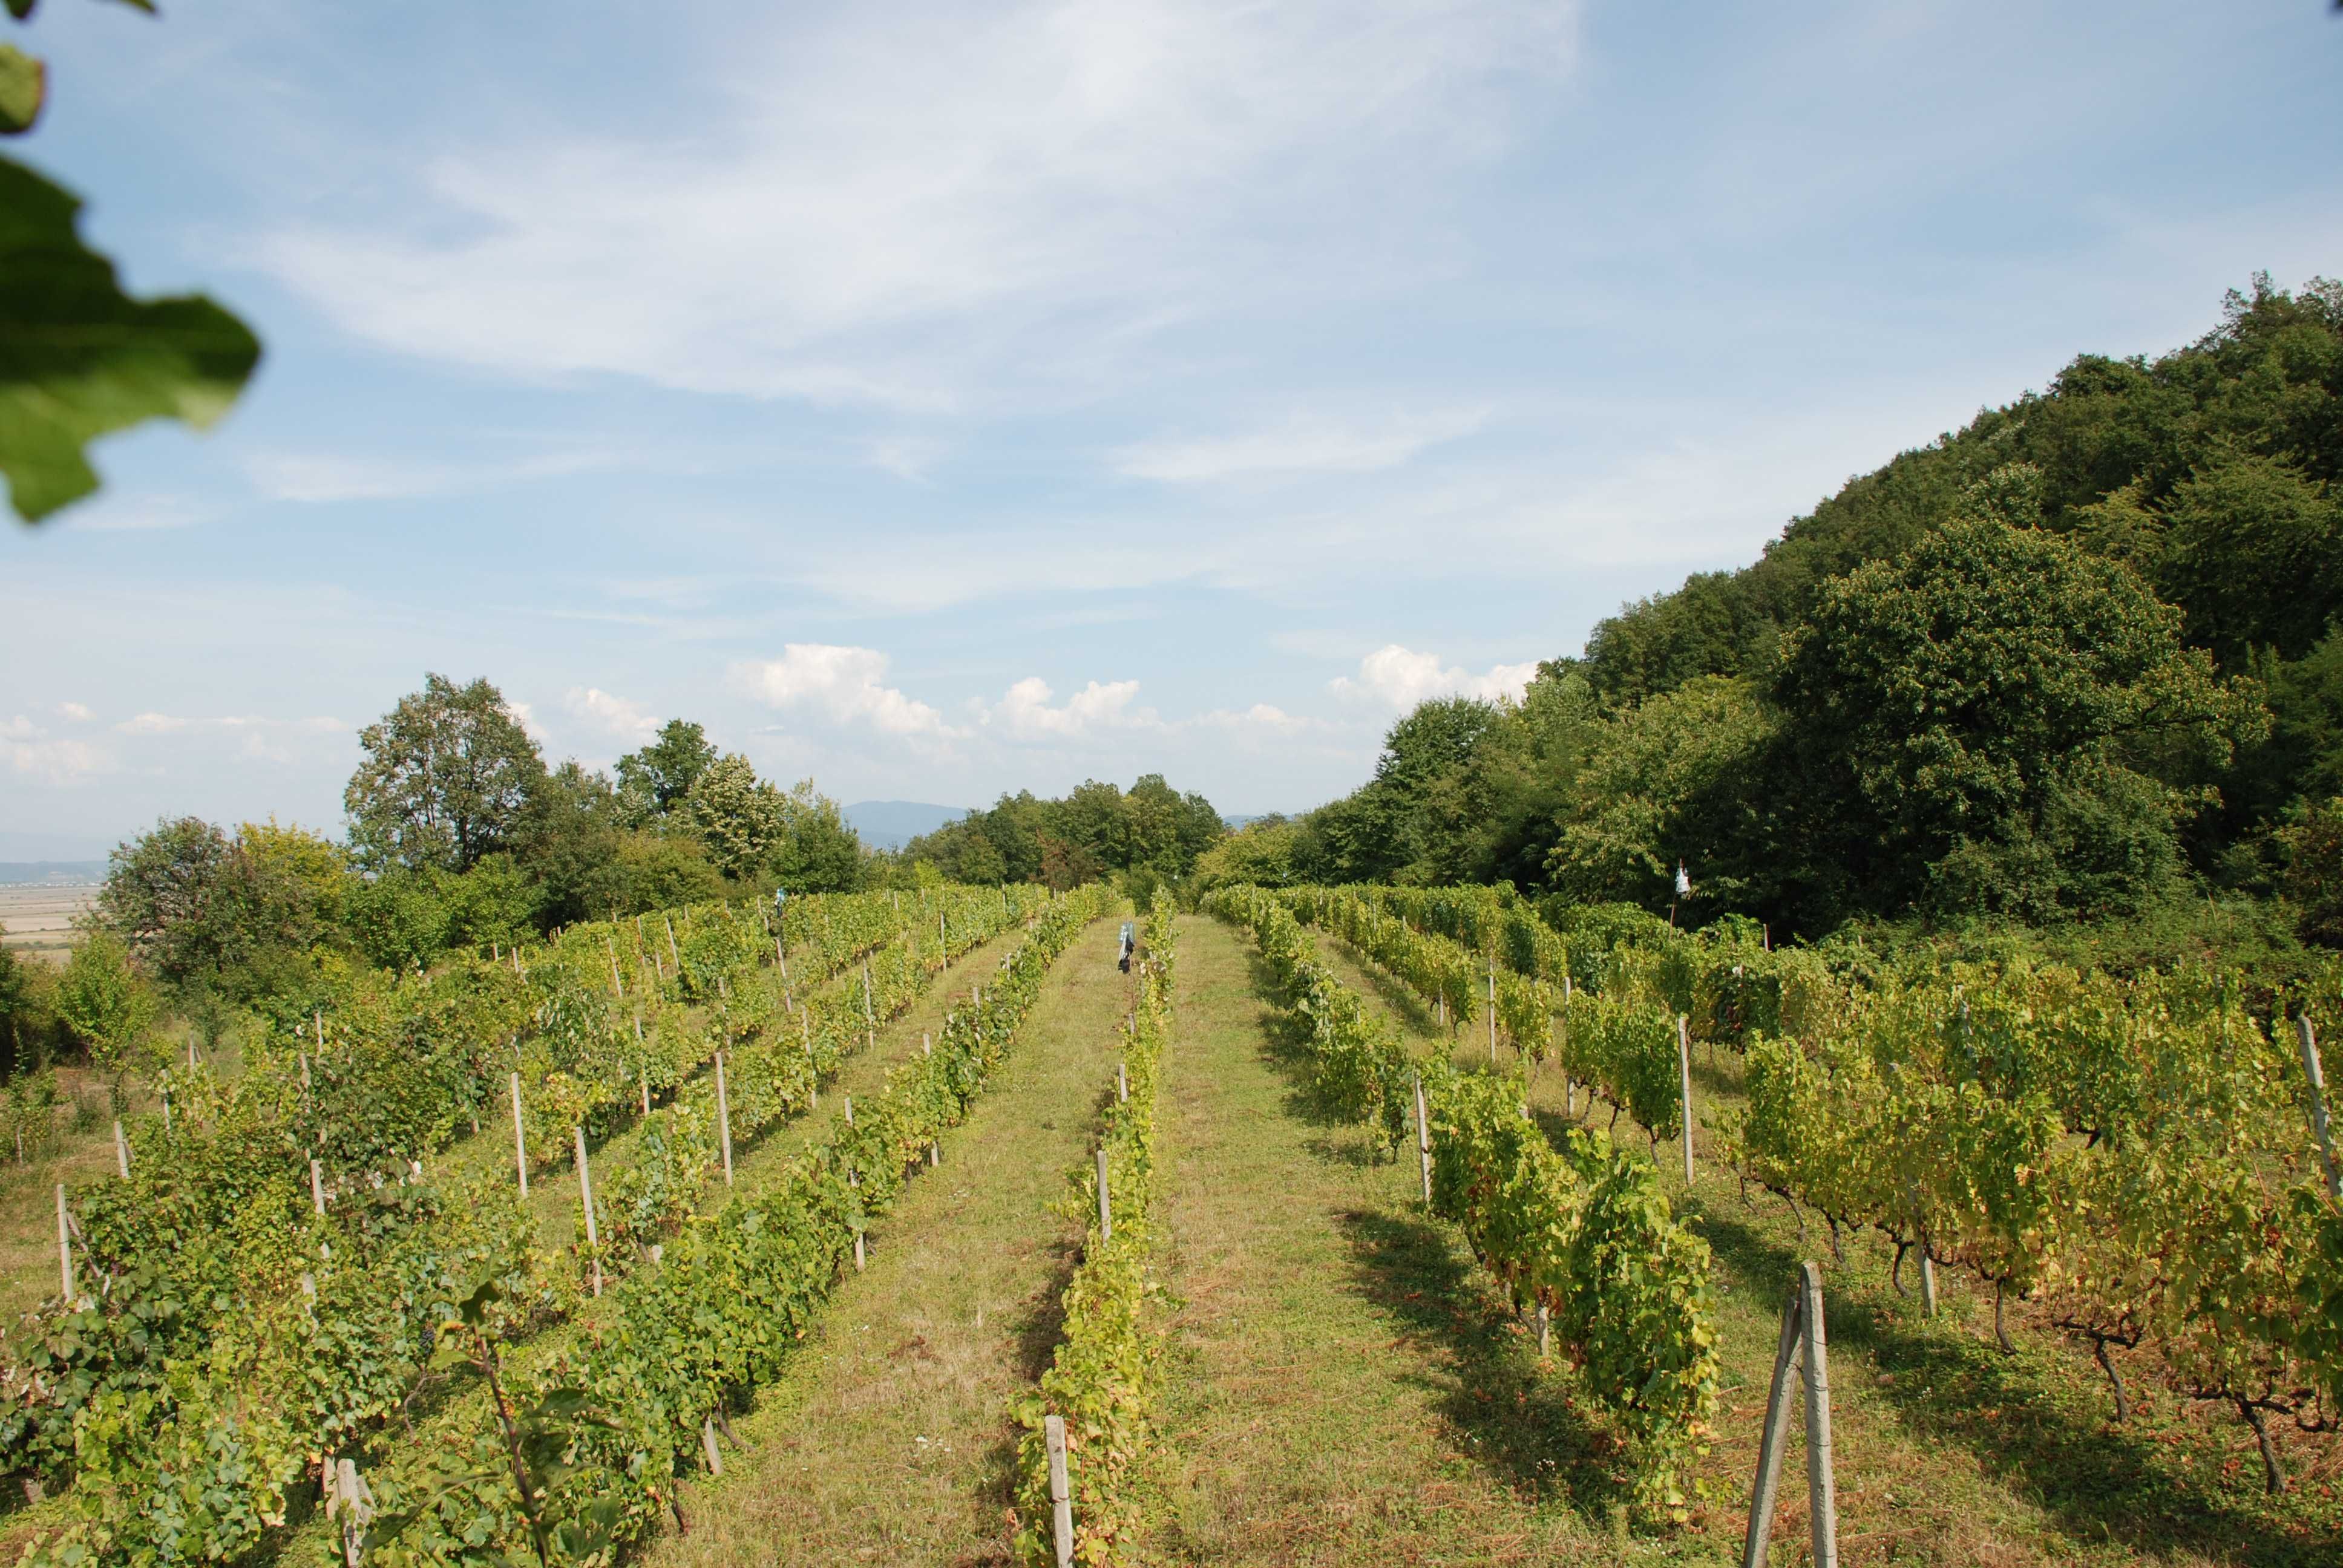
left=2, top=1, right=2338, bottom=861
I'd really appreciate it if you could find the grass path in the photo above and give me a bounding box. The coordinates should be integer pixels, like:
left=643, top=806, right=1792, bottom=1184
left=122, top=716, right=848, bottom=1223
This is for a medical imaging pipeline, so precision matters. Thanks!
left=639, top=916, right=1133, bottom=1568
left=1133, top=915, right=1625, bottom=1566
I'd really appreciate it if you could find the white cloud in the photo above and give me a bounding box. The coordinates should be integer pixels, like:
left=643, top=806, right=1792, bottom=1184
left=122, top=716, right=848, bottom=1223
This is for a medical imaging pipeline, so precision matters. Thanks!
left=254, top=1, right=1579, bottom=405
left=1, top=716, right=110, bottom=785
left=986, top=676, right=1159, bottom=741
left=117, top=712, right=190, bottom=734
left=731, top=645, right=957, bottom=737
left=1329, top=644, right=1538, bottom=711
left=246, top=449, right=624, bottom=503
left=504, top=701, right=553, bottom=745
left=1193, top=702, right=1318, bottom=735
left=563, top=687, right=661, bottom=744
left=1114, top=408, right=1487, bottom=482
left=57, top=702, right=93, bottom=722
left=113, top=713, right=343, bottom=737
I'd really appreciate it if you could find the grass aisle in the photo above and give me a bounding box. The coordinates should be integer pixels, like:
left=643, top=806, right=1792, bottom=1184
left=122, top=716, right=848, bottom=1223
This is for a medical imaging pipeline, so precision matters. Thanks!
left=1135, top=915, right=1620, bottom=1567
left=640, top=915, right=1132, bottom=1568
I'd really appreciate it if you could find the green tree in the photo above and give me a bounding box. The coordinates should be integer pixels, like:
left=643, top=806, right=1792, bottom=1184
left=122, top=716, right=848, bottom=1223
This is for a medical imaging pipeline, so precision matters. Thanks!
left=615, top=719, right=718, bottom=823
left=1772, top=515, right=2261, bottom=924
left=54, top=931, right=158, bottom=1097
left=95, top=815, right=232, bottom=984
left=2157, top=448, right=2342, bottom=665
left=1546, top=676, right=1774, bottom=910
left=685, top=753, right=785, bottom=881
left=346, top=675, right=547, bottom=873
left=771, top=780, right=866, bottom=892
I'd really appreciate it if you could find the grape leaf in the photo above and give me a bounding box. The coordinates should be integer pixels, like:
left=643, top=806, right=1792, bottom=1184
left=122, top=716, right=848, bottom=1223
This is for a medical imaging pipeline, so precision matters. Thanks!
left=0, top=44, right=42, bottom=132
left=0, top=153, right=259, bottom=522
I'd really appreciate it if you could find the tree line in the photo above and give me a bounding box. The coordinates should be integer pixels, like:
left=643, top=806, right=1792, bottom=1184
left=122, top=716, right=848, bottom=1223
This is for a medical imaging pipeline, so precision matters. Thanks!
left=1, top=674, right=1231, bottom=1083
left=1201, top=277, right=2343, bottom=964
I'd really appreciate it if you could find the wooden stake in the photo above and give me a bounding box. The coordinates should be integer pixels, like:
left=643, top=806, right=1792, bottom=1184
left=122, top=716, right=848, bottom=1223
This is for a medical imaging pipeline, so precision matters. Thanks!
left=1919, top=1249, right=1938, bottom=1318
left=844, top=1092, right=854, bottom=1128
left=1044, top=1414, right=1075, bottom=1568
left=1487, top=959, right=1498, bottom=1063
left=664, top=915, right=680, bottom=972
left=113, top=1120, right=128, bottom=1177
left=1799, top=1261, right=1839, bottom=1567
left=1677, top=1015, right=1696, bottom=1187
left=716, top=1052, right=735, bottom=1184
left=1742, top=1272, right=1805, bottom=1568
left=1414, top=1072, right=1433, bottom=1204
left=1536, top=1301, right=1551, bottom=1359
left=701, top=1418, right=724, bottom=1476
left=56, top=1184, right=73, bottom=1302
left=575, top=1126, right=602, bottom=1297
left=922, top=1031, right=932, bottom=1057
left=511, top=1072, right=529, bottom=1197
left=1117, top=1061, right=1128, bottom=1103
left=1096, top=1147, right=1113, bottom=1240
left=311, top=1158, right=326, bottom=1214
left=606, top=935, right=624, bottom=998
left=2297, top=1016, right=2341, bottom=1199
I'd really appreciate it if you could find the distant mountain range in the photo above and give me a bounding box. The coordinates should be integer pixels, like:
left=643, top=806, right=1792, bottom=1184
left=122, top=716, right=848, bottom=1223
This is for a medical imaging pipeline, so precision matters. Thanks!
left=0, top=861, right=108, bottom=886
left=844, top=801, right=971, bottom=852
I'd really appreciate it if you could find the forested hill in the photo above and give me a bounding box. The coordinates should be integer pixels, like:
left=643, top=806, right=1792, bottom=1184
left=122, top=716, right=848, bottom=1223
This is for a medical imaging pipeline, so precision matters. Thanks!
left=1204, top=278, right=2343, bottom=951
left=1577, top=275, right=2343, bottom=705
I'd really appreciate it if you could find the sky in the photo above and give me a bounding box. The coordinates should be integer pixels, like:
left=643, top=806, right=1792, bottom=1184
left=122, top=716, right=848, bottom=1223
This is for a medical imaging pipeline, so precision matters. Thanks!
left=2, top=1, right=2339, bottom=861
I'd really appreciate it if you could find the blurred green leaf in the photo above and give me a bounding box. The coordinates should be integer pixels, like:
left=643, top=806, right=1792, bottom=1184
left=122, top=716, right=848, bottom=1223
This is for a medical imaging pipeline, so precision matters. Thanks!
left=0, top=153, right=260, bottom=521
left=0, top=45, right=42, bottom=132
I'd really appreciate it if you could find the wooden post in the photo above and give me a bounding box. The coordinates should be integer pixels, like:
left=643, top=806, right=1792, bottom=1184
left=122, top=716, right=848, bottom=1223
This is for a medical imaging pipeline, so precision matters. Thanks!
left=1487, top=958, right=1498, bottom=1063
left=299, top=1052, right=311, bottom=1091
left=775, top=935, right=788, bottom=979
left=1536, top=1301, right=1550, bottom=1359
left=2297, top=1016, right=2341, bottom=1200
left=664, top=915, right=680, bottom=972
left=1044, top=1413, right=1075, bottom=1568
left=863, top=963, right=875, bottom=1026
left=1414, top=1072, right=1433, bottom=1204
left=1919, top=1247, right=1938, bottom=1318
left=1096, top=1147, right=1113, bottom=1241
left=845, top=1092, right=854, bottom=1128
left=941, top=911, right=948, bottom=969
left=805, top=1013, right=818, bottom=1108
left=56, top=1184, right=73, bottom=1302
left=716, top=1052, right=735, bottom=1185
left=1117, top=1061, right=1128, bottom=1103
left=311, top=1157, right=326, bottom=1214
left=922, top=1031, right=932, bottom=1057
left=511, top=1072, right=529, bottom=1197
left=575, top=1126, right=602, bottom=1297
left=113, top=1120, right=128, bottom=1177
left=1677, top=1015, right=1696, bottom=1186
left=701, top=1417, right=724, bottom=1476
left=1799, top=1261, right=1839, bottom=1567
left=1742, top=1272, right=1806, bottom=1568
left=606, top=935, right=624, bottom=998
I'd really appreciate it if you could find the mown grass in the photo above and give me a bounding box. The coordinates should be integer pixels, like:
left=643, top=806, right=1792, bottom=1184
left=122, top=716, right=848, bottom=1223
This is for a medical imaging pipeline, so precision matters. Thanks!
left=634, top=915, right=1134, bottom=1568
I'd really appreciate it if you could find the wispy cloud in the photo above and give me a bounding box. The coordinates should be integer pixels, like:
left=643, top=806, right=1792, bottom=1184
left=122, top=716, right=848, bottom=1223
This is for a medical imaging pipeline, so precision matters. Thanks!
left=2, top=716, right=111, bottom=785
left=246, top=448, right=627, bottom=503
left=252, top=1, right=1580, bottom=405
left=1114, top=407, right=1487, bottom=482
